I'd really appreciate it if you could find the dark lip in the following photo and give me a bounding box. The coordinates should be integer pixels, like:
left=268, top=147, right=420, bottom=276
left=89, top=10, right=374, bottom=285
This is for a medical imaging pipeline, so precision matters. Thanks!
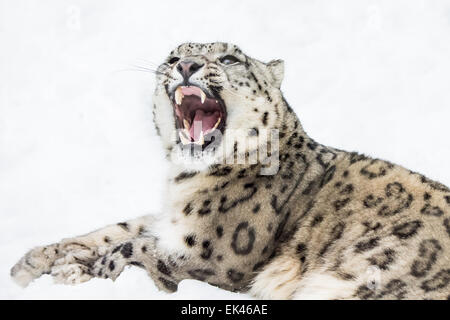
left=169, top=84, right=227, bottom=151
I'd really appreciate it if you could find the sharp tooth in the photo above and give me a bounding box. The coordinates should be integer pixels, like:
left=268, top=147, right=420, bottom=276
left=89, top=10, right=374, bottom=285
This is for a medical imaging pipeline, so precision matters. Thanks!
left=213, top=117, right=221, bottom=130
left=215, top=100, right=218, bottom=103
left=200, top=91, right=206, bottom=104
left=179, top=130, right=191, bottom=145
left=175, top=87, right=183, bottom=105
left=194, top=131, right=205, bottom=145
left=183, top=119, right=190, bottom=130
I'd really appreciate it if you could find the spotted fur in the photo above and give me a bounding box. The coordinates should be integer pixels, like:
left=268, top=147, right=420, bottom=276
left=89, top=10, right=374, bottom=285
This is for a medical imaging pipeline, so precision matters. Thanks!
left=11, top=42, right=450, bottom=300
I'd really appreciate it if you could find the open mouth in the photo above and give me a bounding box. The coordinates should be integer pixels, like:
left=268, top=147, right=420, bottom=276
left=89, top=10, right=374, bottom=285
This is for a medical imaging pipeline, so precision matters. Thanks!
left=171, top=86, right=226, bottom=149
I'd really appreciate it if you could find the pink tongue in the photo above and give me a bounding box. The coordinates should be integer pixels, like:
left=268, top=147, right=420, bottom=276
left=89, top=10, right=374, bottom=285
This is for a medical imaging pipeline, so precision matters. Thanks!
left=189, top=109, right=220, bottom=141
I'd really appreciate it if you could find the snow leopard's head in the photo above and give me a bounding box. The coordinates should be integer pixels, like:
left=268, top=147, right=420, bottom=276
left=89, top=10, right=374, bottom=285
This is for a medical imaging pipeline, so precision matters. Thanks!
left=152, top=42, right=285, bottom=171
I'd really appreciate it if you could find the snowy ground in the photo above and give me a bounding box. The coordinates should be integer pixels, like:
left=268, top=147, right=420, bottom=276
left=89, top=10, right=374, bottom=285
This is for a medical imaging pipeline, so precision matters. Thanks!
left=1, top=0, right=450, bottom=299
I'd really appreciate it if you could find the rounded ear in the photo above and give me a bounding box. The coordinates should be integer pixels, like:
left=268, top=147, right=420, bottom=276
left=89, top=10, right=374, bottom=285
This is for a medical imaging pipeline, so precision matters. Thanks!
left=267, top=59, right=284, bottom=88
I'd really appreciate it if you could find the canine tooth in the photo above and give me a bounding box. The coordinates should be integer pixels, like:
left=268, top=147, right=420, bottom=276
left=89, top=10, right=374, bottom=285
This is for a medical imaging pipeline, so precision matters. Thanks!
left=183, top=119, right=190, bottom=130
left=215, top=100, right=218, bottom=103
left=213, top=117, right=221, bottom=130
left=194, top=131, right=205, bottom=145
left=179, top=130, right=191, bottom=145
left=175, top=87, right=183, bottom=105
left=200, top=91, right=206, bottom=104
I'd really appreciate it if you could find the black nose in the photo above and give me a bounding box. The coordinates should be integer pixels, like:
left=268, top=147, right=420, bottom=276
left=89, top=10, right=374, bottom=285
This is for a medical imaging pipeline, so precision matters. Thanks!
left=176, top=61, right=204, bottom=80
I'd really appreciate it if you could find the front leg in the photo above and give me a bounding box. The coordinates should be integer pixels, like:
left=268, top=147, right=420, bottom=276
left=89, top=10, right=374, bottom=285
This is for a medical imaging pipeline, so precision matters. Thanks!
left=90, top=237, right=180, bottom=293
left=11, top=215, right=154, bottom=287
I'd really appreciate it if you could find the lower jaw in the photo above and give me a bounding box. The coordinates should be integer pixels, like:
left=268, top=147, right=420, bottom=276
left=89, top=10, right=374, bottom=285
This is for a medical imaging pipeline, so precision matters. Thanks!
left=177, top=131, right=223, bottom=152
left=179, top=143, right=222, bottom=152
left=177, top=128, right=223, bottom=150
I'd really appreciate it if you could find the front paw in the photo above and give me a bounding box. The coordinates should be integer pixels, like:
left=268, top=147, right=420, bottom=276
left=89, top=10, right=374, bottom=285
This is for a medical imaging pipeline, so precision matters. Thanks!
left=11, top=244, right=60, bottom=287
left=91, top=248, right=129, bottom=281
left=51, top=263, right=93, bottom=285
left=49, top=246, right=108, bottom=285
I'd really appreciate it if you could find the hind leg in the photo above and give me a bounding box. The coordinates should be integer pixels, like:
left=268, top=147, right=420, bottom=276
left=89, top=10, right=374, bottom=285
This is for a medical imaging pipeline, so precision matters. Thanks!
left=249, top=250, right=361, bottom=300
left=249, top=253, right=302, bottom=299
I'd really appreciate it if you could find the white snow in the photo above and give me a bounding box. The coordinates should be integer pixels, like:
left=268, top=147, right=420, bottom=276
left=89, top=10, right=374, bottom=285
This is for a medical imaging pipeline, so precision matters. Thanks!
left=1, top=0, right=450, bottom=299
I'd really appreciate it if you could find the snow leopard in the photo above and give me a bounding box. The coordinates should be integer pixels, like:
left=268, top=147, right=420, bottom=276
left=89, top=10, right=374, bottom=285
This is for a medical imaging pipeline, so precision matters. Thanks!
left=11, top=42, right=450, bottom=300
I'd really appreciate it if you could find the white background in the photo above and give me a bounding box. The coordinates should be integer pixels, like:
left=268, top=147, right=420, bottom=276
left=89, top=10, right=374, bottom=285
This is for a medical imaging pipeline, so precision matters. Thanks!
left=1, top=0, right=449, bottom=299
